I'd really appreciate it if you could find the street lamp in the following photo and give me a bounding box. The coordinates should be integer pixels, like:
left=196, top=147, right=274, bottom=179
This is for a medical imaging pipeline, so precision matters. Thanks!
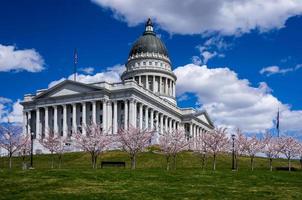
left=30, top=132, right=34, bottom=169
left=231, top=134, right=235, bottom=171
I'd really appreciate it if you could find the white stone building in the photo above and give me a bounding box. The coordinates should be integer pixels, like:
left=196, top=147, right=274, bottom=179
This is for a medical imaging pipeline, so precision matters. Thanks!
left=21, top=19, right=214, bottom=152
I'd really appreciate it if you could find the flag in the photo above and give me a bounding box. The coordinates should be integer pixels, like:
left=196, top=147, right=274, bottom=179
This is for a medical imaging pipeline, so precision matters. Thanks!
left=74, top=48, right=78, bottom=65
left=73, top=48, right=78, bottom=81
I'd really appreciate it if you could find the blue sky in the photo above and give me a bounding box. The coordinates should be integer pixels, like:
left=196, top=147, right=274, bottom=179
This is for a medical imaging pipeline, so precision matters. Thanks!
left=1, top=0, right=302, bottom=135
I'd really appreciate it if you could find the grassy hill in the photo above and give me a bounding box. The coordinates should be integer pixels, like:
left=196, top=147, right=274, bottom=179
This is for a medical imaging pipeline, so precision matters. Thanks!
left=0, top=150, right=302, bottom=199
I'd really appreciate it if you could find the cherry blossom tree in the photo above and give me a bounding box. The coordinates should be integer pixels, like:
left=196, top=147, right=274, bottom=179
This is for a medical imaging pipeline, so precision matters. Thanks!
left=298, top=142, right=302, bottom=170
left=19, top=135, right=31, bottom=169
left=117, top=126, right=153, bottom=169
left=73, top=123, right=112, bottom=169
left=279, top=136, right=300, bottom=171
left=159, top=129, right=189, bottom=170
left=39, top=129, right=66, bottom=168
left=245, top=136, right=264, bottom=171
left=262, top=132, right=283, bottom=171
left=205, top=127, right=229, bottom=171
left=233, top=128, right=247, bottom=170
left=193, top=131, right=209, bottom=170
left=0, top=123, right=28, bottom=169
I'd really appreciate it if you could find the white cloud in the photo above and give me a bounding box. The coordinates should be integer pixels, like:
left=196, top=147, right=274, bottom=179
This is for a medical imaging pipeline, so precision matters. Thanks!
left=174, top=64, right=302, bottom=133
left=0, top=44, right=44, bottom=72
left=79, top=67, right=95, bottom=74
left=92, top=0, right=302, bottom=35
left=48, top=64, right=125, bottom=88
left=0, top=97, right=23, bottom=124
left=260, top=64, right=302, bottom=76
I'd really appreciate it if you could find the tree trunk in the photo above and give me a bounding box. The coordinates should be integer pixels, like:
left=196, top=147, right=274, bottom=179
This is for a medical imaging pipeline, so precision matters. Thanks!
left=131, top=155, right=136, bottom=169
left=58, top=154, right=62, bottom=169
left=300, top=157, right=302, bottom=170
left=51, top=152, right=54, bottom=169
left=251, top=156, right=254, bottom=171
left=201, top=153, right=206, bottom=170
left=288, top=158, right=291, bottom=172
left=213, top=154, right=216, bottom=171
left=9, top=154, right=12, bottom=169
left=166, top=156, right=170, bottom=171
left=269, top=158, right=273, bottom=171
left=91, top=152, right=95, bottom=168
left=173, top=155, right=177, bottom=170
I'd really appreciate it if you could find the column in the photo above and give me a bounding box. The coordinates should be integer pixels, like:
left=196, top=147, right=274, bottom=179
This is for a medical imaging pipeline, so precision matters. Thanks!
left=150, top=109, right=154, bottom=130
left=144, top=106, right=148, bottom=129
left=153, top=76, right=156, bottom=93
left=72, top=103, right=77, bottom=132
left=168, top=118, right=172, bottom=132
left=124, top=100, right=128, bottom=129
left=63, top=104, right=67, bottom=137
left=82, top=103, right=86, bottom=135
left=22, top=111, right=27, bottom=135
left=129, top=99, right=135, bottom=127
left=107, top=101, right=112, bottom=134
left=27, top=111, right=31, bottom=136
left=44, top=107, right=49, bottom=137
left=155, top=112, right=159, bottom=132
left=139, top=103, right=143, bottom=129
left=189, top=123, right=193, bottom=139
left=146, top=75, right=149, bottom=90
left=159, top=76, right=162, bottom=94
left=92, top=101, right=97, bottom=124
left=36, top=108, right=40, bottom=139
left=102, top=100, right=107, bottom=131
left=160, top=114, right=163, bottom=134
left=53, top=106, right=58, bottom=135
left=165, top=78, right=168, bottom=95
left=165, top=116, right=168, bottom=133
left=113, top=101, right=118, bottom=134
left=139, top=76, right=142, bottom=85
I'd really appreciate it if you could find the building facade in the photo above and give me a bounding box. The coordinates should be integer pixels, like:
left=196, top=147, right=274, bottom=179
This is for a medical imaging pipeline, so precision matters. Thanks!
left=21, top=19, right=214, bottom=152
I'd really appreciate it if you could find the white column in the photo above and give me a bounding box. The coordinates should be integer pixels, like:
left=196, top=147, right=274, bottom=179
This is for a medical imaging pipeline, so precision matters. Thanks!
left=113, top=101, right=118, bottom=134
left=134, top=101, right=137, bottom=127
left=36, top=108, right=40, bottom=139
left=129, top=99, right=135, bottom=127
left=139, top=76, right=142, bottom=85
left=189, top=123, right=193, bottom=139
left=92, top=101, right=97, bottom=124
left=82, top=103, right=86, bottom=135
left=72, top=104, right=77, bottom=132
left=124, top=100, right=128, bottom=129
left=144, top=106, right=148, bottom=129
left=165, top=116, right=168, bottom=133
left=44, top=107, right=49, bottom=137
left=159, top=77, right=162, bottom=94
left=146, top=75, right=149, bottom=90
left=172, top=120, right=175, bottom=130
left=168, top=118, right=172, bottom=132
left=53, top=106, right=58, bottom=134
left=153, top=76, right=156, bottom=93
left=155, top=112, right=159, bottom=132
left=107, top=101, right=112, bottom=134
left=27, top=111, right=32, bottom=136
left=160, top=114, right=163, bottom=134
left=139, top=103, right=143, bottom=130
left=63, top=105, right=67, bottom=137
left=22, top=111, right=27, bottom=135
left=165, top=78, right=168, bottom=95
left=102, top=100, right=107, bottom=131
left=150, top=109, right=154, bottom=130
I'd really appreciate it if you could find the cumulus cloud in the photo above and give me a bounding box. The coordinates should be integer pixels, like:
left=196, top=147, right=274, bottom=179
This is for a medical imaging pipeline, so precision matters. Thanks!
left=79, top=67, right=95, bottom=74
left=260, top=64, right=302, bottom=76
left=174, top=64, right=302, bottom=133
left=48, top=64, right=125, bottom=88
left=92, top=0, right=302, bottom=35
left=0, top=97, right=23, bottom=124
left=0, top=44, right=44, bottom=72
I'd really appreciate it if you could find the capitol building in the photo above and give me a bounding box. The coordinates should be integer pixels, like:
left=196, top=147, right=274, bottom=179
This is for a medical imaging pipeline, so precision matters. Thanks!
left=21, top=19, right=214, bottom=152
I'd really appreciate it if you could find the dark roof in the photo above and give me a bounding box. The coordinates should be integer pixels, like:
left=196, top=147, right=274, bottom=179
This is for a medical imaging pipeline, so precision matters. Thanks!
left=128, top=19, right=169, bottom=57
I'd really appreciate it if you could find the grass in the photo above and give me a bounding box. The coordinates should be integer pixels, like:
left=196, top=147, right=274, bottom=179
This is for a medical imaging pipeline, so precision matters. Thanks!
left=0, top=150, right=302, bottom=199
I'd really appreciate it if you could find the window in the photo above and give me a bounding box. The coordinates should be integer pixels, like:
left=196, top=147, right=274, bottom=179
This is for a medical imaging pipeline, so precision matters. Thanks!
left=149, top=61, right=152, bottom=65
left=143, top=61, right=146, bottom=65
left=155, top=62, right=158, bottom=66
left=160, top=63, right=163, bottom=67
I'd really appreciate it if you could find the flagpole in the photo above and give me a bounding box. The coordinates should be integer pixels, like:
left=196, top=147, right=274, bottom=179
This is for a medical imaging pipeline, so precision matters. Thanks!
left=276, top=108, right=280, bottom=137
left=74, top=48, right=78, bottom=81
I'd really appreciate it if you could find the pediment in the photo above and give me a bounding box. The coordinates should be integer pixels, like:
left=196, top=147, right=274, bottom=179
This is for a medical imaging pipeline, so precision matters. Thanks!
left=35, top=80, right=100, bottom=99
left=195, top=111, right=214, bottom=127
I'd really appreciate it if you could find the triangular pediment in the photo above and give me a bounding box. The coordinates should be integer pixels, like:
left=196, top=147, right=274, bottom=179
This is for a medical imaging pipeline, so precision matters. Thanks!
left=195, top=111, right=214, bottom=127
left=35, top=80, right=100, bottom=99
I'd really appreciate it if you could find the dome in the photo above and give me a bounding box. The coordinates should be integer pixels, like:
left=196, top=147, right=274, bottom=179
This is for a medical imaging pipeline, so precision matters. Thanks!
left=128, top=19, right=169, bottom=57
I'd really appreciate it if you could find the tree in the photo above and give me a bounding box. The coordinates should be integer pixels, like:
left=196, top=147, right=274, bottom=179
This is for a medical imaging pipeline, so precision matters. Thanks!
left=39, top=129, right=66, bottom=168
left=233, top=128, right=247, bottom=170
left=205, top=127, right=229, bottom=171
left=0, top=123, right=28, bottom=169
left=117, top=126, right=153, bottom=169
left=279, top=136, right=300, bottom=171
left=262, top=132, right=282, bottom=171
left=245, top=136, right=264, bottom=171
left=298, top=142, right=302, bottom=170
left=193, top=131, right=209, bottom=170
left=19, top=135, right=31, bottom=169
left=159, top=129, right=189, bottom=170
left=73, top=123, right=112, bottom=169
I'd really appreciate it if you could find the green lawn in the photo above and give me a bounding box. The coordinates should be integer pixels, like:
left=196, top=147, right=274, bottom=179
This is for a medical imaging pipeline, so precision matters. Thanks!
left=0, top=151, right=302, bottom=200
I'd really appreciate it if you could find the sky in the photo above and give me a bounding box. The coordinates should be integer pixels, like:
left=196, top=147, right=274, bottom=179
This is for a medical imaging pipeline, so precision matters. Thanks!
left=0, top=0, right=302, bottom=137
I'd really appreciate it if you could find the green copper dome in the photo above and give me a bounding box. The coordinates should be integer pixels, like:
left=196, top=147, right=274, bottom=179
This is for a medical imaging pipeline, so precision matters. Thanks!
left=128, top=18, right=169, bottom=57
